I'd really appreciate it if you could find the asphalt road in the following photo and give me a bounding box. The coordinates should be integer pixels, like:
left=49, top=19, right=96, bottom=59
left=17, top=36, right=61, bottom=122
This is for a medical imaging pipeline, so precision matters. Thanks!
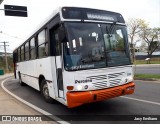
left=134, top=64, right=160, bottom=74
left=2, top=78, right=160, bottom=124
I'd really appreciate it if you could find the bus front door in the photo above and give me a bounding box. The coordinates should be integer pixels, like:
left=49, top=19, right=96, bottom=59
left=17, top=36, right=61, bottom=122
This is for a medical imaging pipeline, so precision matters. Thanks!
left=52, top=26, right=64, bottom=99
left=55, top=56, right=64, bottom=98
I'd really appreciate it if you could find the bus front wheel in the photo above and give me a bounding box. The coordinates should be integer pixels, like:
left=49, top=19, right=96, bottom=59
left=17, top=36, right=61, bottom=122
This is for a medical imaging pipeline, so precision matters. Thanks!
left=40, top=79, right=54, bottom=103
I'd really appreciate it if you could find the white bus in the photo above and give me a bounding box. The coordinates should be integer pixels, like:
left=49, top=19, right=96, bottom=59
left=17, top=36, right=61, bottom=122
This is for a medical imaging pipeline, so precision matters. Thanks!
left=13, top=7, right=135, bottom=108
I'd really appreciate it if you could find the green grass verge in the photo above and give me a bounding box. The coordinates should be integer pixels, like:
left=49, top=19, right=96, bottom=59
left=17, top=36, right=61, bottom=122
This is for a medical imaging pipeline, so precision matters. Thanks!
left=134, top=57, right=160, bottom=64
left=134, top=74, right=160, bottom=79
left=134, top=60, right=160, bottom=64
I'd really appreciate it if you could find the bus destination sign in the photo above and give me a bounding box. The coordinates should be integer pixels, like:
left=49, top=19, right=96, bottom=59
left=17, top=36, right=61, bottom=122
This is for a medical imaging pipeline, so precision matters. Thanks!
left=87, top=13, right=117, bottom=21
left=62, top=7, right=124, bottom=23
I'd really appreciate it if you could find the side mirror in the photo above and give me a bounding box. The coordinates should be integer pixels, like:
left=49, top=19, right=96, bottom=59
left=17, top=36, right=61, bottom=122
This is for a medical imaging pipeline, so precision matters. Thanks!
left=58, top=26, right=66, bottom=42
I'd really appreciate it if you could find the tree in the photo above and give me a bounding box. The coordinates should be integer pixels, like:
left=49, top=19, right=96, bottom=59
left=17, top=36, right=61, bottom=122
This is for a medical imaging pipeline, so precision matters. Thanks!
left=139, top=41, right=147, bottom=52
left=139, top=28, right=160, bottom=58
left=126, top=18, right=148, bottom=61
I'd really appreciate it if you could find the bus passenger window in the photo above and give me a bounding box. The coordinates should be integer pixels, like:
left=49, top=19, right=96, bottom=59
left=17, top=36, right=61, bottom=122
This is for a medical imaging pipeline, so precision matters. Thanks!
left=21, top=46, right=24, bottom=61
left=18, top=48, right=21, bottom=62
left=30, top=38, right=36, bottom=60
left=25, top=42, right=29, bottom=60
left=38, top=29, right=48, bottom=58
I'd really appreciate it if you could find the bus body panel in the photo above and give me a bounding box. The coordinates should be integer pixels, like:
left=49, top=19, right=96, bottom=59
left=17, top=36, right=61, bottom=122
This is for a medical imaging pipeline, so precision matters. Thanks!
left=16, top=57, right=56, bottom=99
left=63, top=65, right=133, bottom=92
left=63, top=65, right=134, bottom=107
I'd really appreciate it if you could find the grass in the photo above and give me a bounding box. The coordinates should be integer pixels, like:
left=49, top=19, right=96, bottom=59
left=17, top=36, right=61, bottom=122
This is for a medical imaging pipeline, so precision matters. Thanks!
left=134, top=74, right=160, bottom=79
left=134, top=60, right=160, bottom=64
left=0, top=57, right=14, bottom=74
left=134, top=57, right=160, bottom=64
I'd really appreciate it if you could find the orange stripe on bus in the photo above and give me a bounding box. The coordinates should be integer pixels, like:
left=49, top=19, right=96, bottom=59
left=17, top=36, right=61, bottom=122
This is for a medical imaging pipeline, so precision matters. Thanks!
left=67, top=82, right=135, bottom=108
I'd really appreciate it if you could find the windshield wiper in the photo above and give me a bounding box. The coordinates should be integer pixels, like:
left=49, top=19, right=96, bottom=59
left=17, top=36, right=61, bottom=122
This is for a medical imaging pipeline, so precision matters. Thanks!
left=109, top=22, right=117, bottom=34
left=106, top=22, right=117, bottom=37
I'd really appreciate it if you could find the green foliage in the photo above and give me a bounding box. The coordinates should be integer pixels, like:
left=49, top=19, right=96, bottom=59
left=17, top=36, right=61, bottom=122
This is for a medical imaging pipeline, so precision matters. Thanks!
left=134, top=57, right=160, bottom=64
left=116, top=38, right=124, bottom=50
left=0, top=56, right=13, bottom=72
left=134, top=74, right=160, bottom=79
left=134, top=60, right=160, bottom=64
left=139, top=28, right=160, bottom=57
left=127, top=18, right=148, bottom=44
left=126, top=18, right=149, bottom=61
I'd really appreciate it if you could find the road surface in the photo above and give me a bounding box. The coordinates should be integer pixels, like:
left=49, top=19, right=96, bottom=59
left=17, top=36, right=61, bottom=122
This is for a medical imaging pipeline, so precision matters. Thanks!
left=134, top=64, right=160, bottom=74
left=1, top=78, right=160, bottom=124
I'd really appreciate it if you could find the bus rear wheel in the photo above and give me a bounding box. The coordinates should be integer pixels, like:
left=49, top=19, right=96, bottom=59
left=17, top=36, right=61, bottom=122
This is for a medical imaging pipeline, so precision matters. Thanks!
left=40, top=79, right=54, bottom=103
left=18, top=72, right=25, bottom=86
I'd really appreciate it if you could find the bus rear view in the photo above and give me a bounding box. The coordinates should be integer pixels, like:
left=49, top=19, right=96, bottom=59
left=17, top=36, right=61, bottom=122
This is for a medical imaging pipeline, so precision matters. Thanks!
left=13, top=7, right=135, bottom=108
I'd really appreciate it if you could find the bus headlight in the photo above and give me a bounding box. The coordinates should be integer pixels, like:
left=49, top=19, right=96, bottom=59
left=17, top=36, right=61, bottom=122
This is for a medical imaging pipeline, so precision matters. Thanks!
left=128, top=76, right=133, bottom=81
left=77, top=85, right=82, bottom=90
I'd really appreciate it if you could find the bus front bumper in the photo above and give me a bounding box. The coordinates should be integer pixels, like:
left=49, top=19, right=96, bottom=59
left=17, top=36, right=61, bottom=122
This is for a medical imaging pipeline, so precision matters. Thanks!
left=67, top=82, right=135, bottom=108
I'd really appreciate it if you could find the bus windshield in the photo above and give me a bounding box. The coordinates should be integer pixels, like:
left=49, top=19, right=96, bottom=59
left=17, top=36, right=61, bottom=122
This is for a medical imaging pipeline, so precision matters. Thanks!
left=63, top=22, right=131, bottom=71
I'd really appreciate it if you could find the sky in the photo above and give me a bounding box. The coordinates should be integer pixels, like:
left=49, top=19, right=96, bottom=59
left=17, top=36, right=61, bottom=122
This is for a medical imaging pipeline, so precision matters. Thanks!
left=0, top=0, right=160, bottom=53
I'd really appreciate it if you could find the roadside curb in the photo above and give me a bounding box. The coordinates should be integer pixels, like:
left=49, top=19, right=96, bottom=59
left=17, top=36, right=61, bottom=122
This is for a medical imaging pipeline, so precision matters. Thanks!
left=1, top=77, right=69, bottom=124
left=0, top=73, right=14, bottom=80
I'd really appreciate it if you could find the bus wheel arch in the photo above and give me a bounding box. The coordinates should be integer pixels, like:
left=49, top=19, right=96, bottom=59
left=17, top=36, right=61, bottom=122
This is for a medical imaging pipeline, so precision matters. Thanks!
left=39, top=75, right=45, bottom=89
left=39, top=75, right=54, bottom=103
left=18, top=72, right=25, bottom=86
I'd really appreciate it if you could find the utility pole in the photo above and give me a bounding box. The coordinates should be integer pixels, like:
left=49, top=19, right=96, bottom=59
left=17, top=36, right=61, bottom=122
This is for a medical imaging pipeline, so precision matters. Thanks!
left=0, top=41, right=9, bottom=71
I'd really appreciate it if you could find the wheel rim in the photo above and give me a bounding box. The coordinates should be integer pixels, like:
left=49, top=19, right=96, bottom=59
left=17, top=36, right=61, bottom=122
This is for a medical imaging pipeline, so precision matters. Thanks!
left=43, top=83, right=49, bottom=98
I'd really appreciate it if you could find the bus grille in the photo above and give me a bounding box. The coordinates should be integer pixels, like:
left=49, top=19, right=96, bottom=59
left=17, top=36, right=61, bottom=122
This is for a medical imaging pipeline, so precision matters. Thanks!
left=108, top=72, right=125, bottom=78
left=87, top=72, right=125, bottom=90
left=109, top=79, right=121, bottom=87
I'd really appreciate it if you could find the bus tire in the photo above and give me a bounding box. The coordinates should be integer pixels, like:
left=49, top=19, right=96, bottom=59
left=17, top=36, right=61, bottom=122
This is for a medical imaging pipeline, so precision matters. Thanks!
left=18, top=73, right=25, bottom=86
left=40, top=79, right=54, bottom=103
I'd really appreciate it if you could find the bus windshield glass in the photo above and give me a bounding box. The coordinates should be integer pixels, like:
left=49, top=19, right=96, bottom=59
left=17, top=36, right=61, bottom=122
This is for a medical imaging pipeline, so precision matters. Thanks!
left=63, top=22, right=131, bottom=71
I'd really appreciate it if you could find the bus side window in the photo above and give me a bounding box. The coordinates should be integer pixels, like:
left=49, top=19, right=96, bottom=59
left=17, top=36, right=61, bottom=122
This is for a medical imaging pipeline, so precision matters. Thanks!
left=13, top=51, right=18, bottom=63
left=21, top=45, right=24, bottom=61
left=38, top=29, right=48, bottom=58
left=25, top=42, right=29, bottom=61
left=30, top=37, right=36, bottom=60
left=18, top=48, right=21, bottom=62
left=50, top=26, right=62, bottom=56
